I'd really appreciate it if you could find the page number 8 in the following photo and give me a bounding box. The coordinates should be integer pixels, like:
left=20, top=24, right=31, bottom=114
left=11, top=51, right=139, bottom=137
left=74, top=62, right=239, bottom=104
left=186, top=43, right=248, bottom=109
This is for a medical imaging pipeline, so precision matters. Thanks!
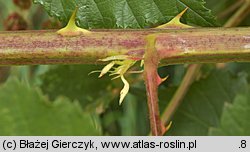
left=240, top=140, right=246, bottom=149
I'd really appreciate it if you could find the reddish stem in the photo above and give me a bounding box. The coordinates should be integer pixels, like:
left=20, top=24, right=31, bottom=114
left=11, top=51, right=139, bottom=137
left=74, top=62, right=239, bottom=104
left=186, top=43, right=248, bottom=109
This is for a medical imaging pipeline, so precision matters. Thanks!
left=0, top=28, right=250, bottom=65
left=144, top=35, right=163, bottom=136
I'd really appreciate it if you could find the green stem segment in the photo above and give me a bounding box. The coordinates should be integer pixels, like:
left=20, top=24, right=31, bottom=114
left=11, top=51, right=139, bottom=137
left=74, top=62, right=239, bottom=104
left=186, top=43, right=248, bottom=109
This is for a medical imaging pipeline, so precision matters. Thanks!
left=1, top=28, right=250, bottom=135
left=0, top=28, right=250, bottom=65
left=144, top=34, right=163, bottom=136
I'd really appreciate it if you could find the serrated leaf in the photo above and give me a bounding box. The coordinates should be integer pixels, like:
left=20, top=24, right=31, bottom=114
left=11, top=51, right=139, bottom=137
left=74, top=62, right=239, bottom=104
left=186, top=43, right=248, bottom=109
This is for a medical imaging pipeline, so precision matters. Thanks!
left=158, top=69, right=248, bottom=135
left=33, top=0, right=218, bottom=29
left=209, top=88, right=250, bottom=135
left=0, top=78, right=100, bottom=135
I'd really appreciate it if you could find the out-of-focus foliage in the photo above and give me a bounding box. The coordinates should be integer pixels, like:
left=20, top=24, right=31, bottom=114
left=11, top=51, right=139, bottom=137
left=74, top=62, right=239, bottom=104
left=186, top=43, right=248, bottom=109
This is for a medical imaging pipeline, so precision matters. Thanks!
left=160, top=69, right=248, bottom=135
left=209, top=87, right=250, bottom=135
left=0, top=78, right=100, bottom=135
left=40, top=65, right=115, bottom=113
left=0, top=0, right=250, bottom=136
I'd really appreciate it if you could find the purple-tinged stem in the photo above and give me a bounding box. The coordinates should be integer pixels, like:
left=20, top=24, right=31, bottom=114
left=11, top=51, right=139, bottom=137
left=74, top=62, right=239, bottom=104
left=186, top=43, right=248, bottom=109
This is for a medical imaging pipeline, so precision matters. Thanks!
left=0, top=28, right=250, bottom=65
left=144, top=34, right=163, bottom=136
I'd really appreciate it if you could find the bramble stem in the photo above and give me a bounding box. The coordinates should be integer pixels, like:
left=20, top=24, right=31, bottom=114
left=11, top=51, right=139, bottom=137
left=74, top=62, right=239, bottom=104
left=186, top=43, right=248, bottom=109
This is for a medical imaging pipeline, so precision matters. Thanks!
left=0, top=28, right=250, bottom=65
left=1, top=28, right=250, bottom=135
left=144, top=35, right=163, bottom=136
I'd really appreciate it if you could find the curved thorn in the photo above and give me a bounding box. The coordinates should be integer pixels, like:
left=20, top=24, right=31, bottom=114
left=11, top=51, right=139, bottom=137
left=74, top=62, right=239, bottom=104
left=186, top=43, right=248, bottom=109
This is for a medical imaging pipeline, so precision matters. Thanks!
left=57, top=7, right=91, bottom=36
left=157, top=8, right=193, bottom=29
left=157, top=74, right=169, bottom=86
left=162, top=121, right=172, bottom=135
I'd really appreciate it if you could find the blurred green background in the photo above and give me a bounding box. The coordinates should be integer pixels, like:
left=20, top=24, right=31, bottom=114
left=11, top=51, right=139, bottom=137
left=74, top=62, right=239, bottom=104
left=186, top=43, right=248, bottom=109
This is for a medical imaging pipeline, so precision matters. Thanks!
left=0, top=0, right=250, bottom=135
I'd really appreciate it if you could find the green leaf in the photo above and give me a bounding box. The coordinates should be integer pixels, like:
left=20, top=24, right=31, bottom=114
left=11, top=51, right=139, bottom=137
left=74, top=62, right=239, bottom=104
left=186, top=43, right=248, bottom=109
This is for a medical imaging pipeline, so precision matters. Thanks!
left=209, top=88, right=250, bottom=135
left=159, top=70, right=248, bottom=135
left=33, top=0, right=218, bottom=29
left=40, top=65, right=114, bottom=113
left=0, top=78, right=100, bottom=135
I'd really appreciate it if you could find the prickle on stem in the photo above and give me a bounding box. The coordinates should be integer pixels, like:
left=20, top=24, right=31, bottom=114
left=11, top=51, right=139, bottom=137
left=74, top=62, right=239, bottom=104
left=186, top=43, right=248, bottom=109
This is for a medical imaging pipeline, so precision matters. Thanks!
left=157, top=8, right=193, bottom=29
left=57, top=7, right=91, bottom=36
